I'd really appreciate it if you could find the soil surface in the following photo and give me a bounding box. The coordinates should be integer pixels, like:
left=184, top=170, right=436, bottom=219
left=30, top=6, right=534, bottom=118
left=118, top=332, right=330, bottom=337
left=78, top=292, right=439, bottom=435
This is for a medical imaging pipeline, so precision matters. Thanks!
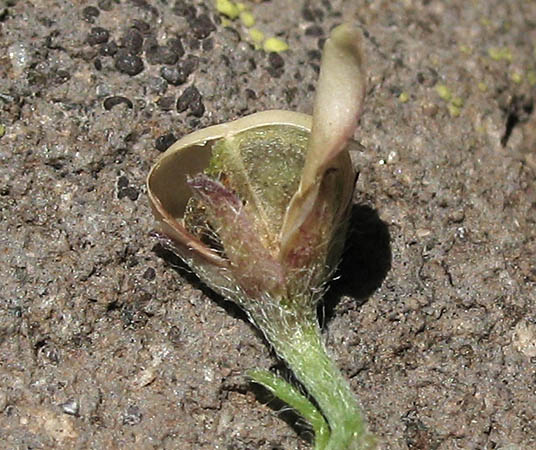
left=1, top=1, right=535, bottom=449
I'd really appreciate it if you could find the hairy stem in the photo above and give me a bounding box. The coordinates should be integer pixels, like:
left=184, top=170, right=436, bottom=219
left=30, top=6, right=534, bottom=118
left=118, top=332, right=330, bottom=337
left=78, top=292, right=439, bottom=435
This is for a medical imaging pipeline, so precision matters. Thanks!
left=252, top=304, right=376, bottom=449
left=248, top=369, right=330, bottom=450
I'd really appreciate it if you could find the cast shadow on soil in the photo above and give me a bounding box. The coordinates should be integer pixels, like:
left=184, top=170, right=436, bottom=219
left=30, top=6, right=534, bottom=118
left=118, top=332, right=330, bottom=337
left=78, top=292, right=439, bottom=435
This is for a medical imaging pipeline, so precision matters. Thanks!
left=320, top=203, right=392, bottom=324
left=152, top=203, right=391, bottom=445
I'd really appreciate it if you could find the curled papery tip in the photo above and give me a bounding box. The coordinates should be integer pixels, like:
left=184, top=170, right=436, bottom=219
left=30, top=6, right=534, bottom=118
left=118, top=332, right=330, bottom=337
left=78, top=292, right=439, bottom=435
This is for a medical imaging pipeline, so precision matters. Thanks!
left=280, top=23, right=365, bottom=253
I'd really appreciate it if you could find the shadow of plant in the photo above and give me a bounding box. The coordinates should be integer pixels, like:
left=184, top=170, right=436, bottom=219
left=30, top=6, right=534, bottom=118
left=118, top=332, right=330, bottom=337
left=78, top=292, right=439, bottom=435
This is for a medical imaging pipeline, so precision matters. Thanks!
left=322, top=204, right=392, bottom=321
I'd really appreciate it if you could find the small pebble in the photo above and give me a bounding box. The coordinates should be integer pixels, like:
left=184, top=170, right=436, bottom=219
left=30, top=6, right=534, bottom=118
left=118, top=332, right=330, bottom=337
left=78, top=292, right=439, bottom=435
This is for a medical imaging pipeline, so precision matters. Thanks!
left=60, top=399, right=80, bottom=417
left=118, top=186, right=139, bottom=201
left=168, top=37, right=185, bottom=58
left=202, top=38, right=214, bottom=51
left=173, top=0, right=197, bottom=19
left=188, top=38, right=202, bottom=51
left=114, top=49, right=144, bottom=76
left=177, top=85, right=204, bottom=117
left=313, top=8, right=324, bottom=20
left=191, top=14, right=216, bottom=39
left=143, top=267, right=156, bottom=281
left=99, top=41, right=118, bottom=56
left=123, top=405, right=143, bottom=425
left=131, top=19, right=151, bottom=34
left=146, top=45, right=178, bottom=65
left=87, top=27, right=110, bottom=46
left=121, top=29, right=144, bottom=55
left=269, top=52, right=284, bottom=69
left=155, top=133, right=176, bottom=151
left=160, top=66, right=185, bottom=85
left=97, top=0, right=114, bottom=11
left=82, top=6, right=100, bottom=23
left=301, top=5, right=315, bottom=21
left=54, top=69, right=70, bottom=84
left=157, top=96, right=175, bottom=111
left=117, top=175, right=129, bottom=189
left=305, top=25, right=324, bottom=37
left=146, top=76, right=168, bottom=94
left=95, top=83, right=112, bottom=97
left=93, top=58, right=102, bottom=71
left=104, top=96, right=133, bottom=110
left=160, top=55, right=198, bottom=85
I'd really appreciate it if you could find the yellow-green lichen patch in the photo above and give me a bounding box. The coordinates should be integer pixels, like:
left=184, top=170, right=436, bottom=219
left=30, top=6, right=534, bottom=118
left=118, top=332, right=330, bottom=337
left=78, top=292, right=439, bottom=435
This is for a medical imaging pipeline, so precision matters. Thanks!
left=448, top=104, right=461, bottom=118
left=459, top=44, right=472, bottom=55
left=263, top=37, right=289, bottom=53
left=435, top=84, right=452, bottom=102
left=451, top=96, right=464, bottom=108
left=488, top=47, right=513, bottom=62
left=510, top=72, right=523, bottom=84
left=477, top=82, right=488, bottom=92
left=527, top=71, right=536, bottom=86
left=215, top=0, right=240, bottom=19
left=0, top=124, right=5, bottom=138
left=249, top=28, right=265, bottom=46
left=240, top=11, right=255, bottom=28
left=435, top=84, right=465, bottom=117
left=398, top=92, right=409, bottom=103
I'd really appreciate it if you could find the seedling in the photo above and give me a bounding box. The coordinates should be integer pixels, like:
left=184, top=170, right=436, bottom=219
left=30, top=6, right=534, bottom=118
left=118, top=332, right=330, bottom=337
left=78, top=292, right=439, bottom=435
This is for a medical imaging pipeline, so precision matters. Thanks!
left=147, top=24, right=375, bottom=449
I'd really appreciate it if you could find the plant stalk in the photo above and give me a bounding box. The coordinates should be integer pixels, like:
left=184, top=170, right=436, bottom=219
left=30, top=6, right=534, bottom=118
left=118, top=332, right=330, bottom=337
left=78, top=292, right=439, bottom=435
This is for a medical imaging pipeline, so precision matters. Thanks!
left=252, top=304, right=376, bottom=450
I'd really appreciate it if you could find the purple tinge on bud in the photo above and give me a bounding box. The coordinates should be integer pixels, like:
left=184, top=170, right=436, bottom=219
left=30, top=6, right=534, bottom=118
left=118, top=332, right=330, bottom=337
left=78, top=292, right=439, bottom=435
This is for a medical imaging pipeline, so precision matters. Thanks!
left=187, top=174, right=285, bottom=298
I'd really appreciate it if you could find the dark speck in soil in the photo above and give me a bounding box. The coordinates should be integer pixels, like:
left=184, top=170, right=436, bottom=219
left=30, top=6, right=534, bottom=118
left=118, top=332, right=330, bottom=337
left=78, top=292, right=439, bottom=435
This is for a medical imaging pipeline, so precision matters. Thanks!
left=82, top=6, right=100, bottom=23
left=177, top=85, right=204, bottom=117
left=173, top=0, right=196, bottom=19
left=155, top=133, right=176, bottom=152
left=305, top=25, right=324, bottom=37
left=117, top=176, right=129, bottom=189
left=269, top=52, right=285, bottom=69
left=132, top=19, right=151, bottom=34
left=168, top=37, right=185, bottom=58
left=54, top=69, right=70, bottom=84
left=97, top=0, right=114, bottom=11
left=190, top=14, right=216, bottom=39
left=100, top=41, right=118, bottom=56
left=157, top=96, right=175, bottom=111
left=203, top=38, right=214, bottom=51
left=114, top=49, right=144, bottom=76
left=160, top=55, right=198, bottom=85
left=87, top=27, right=110, bottom=46
left=146, top=44, right=179, bottom=65
left=118, top=186, right=139, bottom=201
left=121, top=28, right=144, bottom=55
left=302, top=5, right=315, bottom=22
left=103, top=96, right=133, bottom=110
left=143, top=267, right=156, bottom=281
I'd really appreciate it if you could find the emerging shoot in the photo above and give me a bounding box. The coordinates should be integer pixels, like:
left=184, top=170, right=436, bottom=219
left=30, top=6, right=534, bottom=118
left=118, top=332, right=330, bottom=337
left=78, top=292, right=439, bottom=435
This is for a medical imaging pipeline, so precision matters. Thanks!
left=147, top=24, right=375, bottom=449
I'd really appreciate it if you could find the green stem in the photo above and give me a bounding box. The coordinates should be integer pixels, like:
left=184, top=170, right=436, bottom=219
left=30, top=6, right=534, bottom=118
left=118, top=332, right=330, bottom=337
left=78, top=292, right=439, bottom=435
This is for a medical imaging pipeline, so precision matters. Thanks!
left=254, top=306, right=376, bottom=450
left=248, top=369, right=330, bottom=450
